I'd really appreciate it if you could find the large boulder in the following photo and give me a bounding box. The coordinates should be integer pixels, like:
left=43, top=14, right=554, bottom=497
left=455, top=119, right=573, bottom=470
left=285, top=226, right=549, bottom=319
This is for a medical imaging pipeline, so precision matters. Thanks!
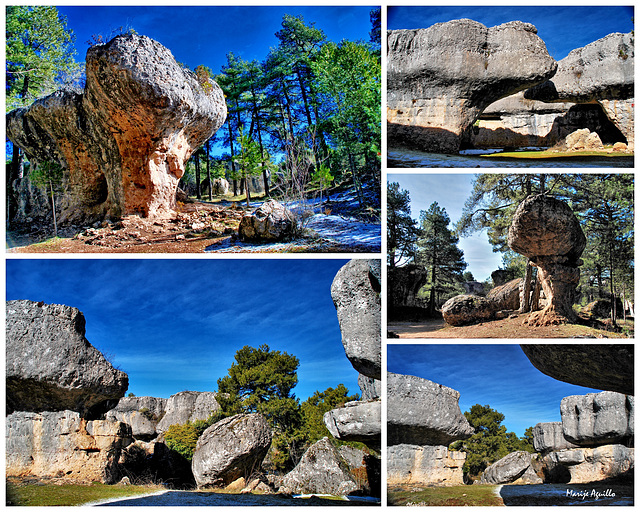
left=105, top=396, right=167, bottom=439
left=237, top=200, right=297, bottom=242
left=323, top=400, right=381, bottom=449
left=6, top=34, right=227, bottom=225
left=278, top=437, right=359, bottom=496
left=486, top=278, right=521, bottom=310
left=507, top=194, right=586, bottom=325
left=191, top=414, right=271, bottom=488
left=520, top=344, right=633, bottom=395
left=532, top=422, right=579, bottom=453
left=441, top=295, right=496, bottom=326
left=6, top=300, right=129, bottom=417
left=387, top=19, right=557, bottom=153
left=480, top=451, right=542, bottom=484
left=560, top=391, right=634, bottom=447
left=331, top=259, right=381, bottom=380
left=387, top=444, right=467, bottom=486
left=6, top=410, right=132, bottom=483
left=541, top=444, right=633, bottom=484
left=387, top=372, right=474, bottom=446
left=156, top=391, right=221, bottom=433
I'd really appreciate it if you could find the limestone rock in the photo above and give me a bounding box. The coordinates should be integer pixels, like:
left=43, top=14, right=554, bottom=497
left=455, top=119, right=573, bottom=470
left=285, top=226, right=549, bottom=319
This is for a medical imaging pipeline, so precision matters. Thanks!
left=387, top=444, right=466, bottom=486
left=560, top=391, right=634, bottom=446
left=6, top=300, right=128, bottom=416
left=237, top=200, right=297, bottom=242
left=508, top=194, right=585, bottom=325
left=480, top=451, right=542, bottom=484
left=106, top=396, right=167, bottom=439
left=387, top=372, right=474, bottom=446
left=532, top=422, right=579, bottom=453
left=6, top=34, right=227, bottom=225
left=323, top=400, right=381, bottom=449
left=358, top=374, right=381, bottom=400
left=561, top=128, right=604, bottom=151
left=211, top=178, right=230, bottom=195
left=441, top=295, right=495, bottom=326
left=541, top=444, right=634, bottom=484
left=278, top=437, right=358, bottom=496
left=6, top=410, right=132, bottom=483
left=387, top=19, right=557, bottom=153
left=331, top=259, right=381, bottom=380
left=191, top=414, right=271, bottom=488
left=520, top=344, right=633, bottom=395
left=156, top=391, right=220, bottom=433
left=486, top=278, right=521, bottom=311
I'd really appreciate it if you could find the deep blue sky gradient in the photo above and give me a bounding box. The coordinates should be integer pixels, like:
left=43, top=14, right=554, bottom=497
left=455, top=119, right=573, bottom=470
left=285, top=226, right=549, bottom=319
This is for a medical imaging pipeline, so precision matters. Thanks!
left=387, top=344, right=602, bottom=437
left=6, top=258, right=362, bottom=402
left=388, top=6, right=635, bottom=60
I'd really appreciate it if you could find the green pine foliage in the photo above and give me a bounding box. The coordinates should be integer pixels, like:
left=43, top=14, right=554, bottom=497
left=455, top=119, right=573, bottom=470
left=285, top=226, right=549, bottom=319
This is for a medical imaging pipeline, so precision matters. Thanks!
left=164, top=418, right=214, bottom=461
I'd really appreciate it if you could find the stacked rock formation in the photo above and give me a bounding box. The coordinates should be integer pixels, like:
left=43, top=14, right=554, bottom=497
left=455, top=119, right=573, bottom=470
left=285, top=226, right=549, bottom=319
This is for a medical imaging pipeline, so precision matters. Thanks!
left=387, top=372, right=474, bottom=486
left=6, top=34, right=227, bottom=225
left=508, top=194, right=586, bottom=326
left=387, top=19, right=557, bottom=153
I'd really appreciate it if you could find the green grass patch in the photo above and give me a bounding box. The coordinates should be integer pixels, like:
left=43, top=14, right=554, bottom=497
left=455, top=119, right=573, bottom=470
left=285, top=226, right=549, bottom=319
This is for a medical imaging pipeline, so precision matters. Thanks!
left=6, top=480, right=164, bottom=506
left=388, top=485, right=503, bottom=506
left=481, top=150, right=633, bottom=159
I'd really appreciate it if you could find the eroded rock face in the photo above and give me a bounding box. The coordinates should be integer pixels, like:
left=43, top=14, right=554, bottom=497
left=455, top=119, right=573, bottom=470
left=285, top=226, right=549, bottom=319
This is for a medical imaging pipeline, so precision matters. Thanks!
left=323, top=400, right=381, bottom=449
left=105, top=396, right=167, bottom=439
left=156, top=391, right=221, bottom=433
left=331, top=259, right=381, bottom=380
left=278, top=437, right=358, bottom=496
left=541, top=444, right=633, bottom=484
left=359, top=374, right=381, bottom=400
left=387, top=19, right=557, bottom=153
left=387, top=372, right=474, bottom=446
left=387, top=444, right=466, bottom=486
left=480, top=451, right=542, bottom=485
left=6, top=300, right=129, bottom=416
left=237, top=200, right=297, bottom=242
left=520, top=344, right=633, bottom=395
left=6, top=34, right=227, bottom=225
left=6, top=410, right=132, bottom=483
left=191, top=414, right=271, bottom=488
left=533, top=422, right=579, bottom=453
left=560, top=392, right=634, bottom=447
left=508, top=195, right=586, bottom=325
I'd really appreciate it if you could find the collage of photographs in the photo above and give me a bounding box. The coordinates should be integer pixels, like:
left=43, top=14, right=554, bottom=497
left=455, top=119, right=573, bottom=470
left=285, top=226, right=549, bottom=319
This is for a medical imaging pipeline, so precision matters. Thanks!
left=3, top=3, right=635, bottom=508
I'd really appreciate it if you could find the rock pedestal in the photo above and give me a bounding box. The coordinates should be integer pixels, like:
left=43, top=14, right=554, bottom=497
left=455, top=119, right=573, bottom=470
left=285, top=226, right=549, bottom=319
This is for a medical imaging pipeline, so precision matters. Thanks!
left=508, top=194, right=586, bottom=326
left=6, top=34, right=227, bottom=225
left=387, top=444, right=467, bottom=486
left=388, top=19, right=557, bottom=153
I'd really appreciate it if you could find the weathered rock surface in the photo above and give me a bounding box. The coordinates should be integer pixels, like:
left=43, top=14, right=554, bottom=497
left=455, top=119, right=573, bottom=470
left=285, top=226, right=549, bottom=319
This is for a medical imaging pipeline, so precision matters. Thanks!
left=323, top=400, right=381, bottom=449
left=191, top=414, right=271, bottom=488
left=560, top=392, right=634, bottom=447
left=508, top=194, right=586, bottom=325
left=237, top=199, right=297, bottom=242
left=480, top=451, right=542, bottom=485
left=486, top=278, right=522, bottom=311
left=278, top=437, right=358, bottom=496
left=559, top=128, right=604, bottom=152
left=211, top=177, right=230, bottom=195
left=541, top=444, right=633, bottom=483
left=6, top=34, right=227, bottom=225
left=441, top=295, right=495, bottom=326
left=525, top=32, right=634, bottom=148
left=387, top=19, right=557, bottom=153
left=156, top=391, right=221, bottom=433
left=105, top=396, right=167, bottom=439
left=6, top=410, right=132, bottom=483
left=387, top=444, right=467, bottom=486
left=331, top=259, right=381, bottom=380
left=387, top=372, right=474, bottom=446
left=358, top=374, right=381, bottom=400
left=532, top=422, right=579, bottom=453
left=520, top=344, right=633, bottom=395
left=6, top=300, right=129, bottom=416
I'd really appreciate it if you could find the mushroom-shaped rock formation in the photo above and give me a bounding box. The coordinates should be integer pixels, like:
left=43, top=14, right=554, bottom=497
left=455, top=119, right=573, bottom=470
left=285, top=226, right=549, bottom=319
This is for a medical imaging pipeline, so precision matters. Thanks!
left=6, top=300, right=129, bottom=417
left=387, top=372, right=474, bottom=446
left=520, top=344, right=633, bottom=395
left=508, top=194, right=586, bottom=326
left=525, top=32, right=634, bottom=148
left=7, top=34, right=227, bottom=225
left=387, top=19, right=557, bottom=153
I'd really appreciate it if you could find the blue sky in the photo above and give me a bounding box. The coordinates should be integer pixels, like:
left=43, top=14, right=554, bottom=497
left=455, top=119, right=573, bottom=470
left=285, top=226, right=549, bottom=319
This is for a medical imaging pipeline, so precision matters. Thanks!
left=5, top=258, right=363, bottom=402
left=387, top=344, right=602, bottom=437
left=388, top=173, right=502, bottom=282
left=58, top=6, right=375, bottom=76
left=388, top=5, right=635, bottom=60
